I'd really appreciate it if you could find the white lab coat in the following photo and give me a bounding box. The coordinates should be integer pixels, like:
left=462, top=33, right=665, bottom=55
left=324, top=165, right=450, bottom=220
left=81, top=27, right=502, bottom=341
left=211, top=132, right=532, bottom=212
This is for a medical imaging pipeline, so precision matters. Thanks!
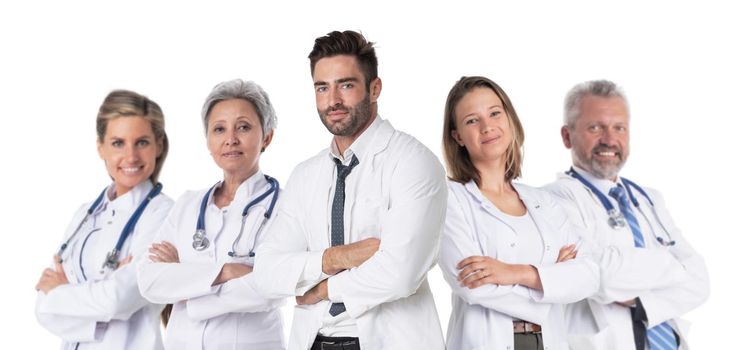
left=545, top=172, right=709, bottom=350
left=35, top=180, right=173, bottom=350
left=254, top=119, right=447, bottom=350
left=137, top=172, right=285, bottom=350
left=440, top=181, right=600, bottom=350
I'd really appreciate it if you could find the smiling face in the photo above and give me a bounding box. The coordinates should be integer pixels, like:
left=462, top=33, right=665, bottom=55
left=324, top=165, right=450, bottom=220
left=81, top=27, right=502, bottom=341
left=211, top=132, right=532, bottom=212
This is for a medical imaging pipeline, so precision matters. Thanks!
left=452, top=87, right=513, bottom=168
left=206, top=99, right=272, bottom=181
left=97, top=116, right=161, bottom=197
left=313, top=55, right=380, bottom=141
left=562, top=95, right=630, bottom=180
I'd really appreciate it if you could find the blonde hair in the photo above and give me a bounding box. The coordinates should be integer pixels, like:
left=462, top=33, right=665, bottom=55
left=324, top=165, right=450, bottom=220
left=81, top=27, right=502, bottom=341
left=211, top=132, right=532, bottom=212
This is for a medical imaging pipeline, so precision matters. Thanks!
left=442, top=76, right=524, bottom=185
left=96, top=90, right=169, bottom=184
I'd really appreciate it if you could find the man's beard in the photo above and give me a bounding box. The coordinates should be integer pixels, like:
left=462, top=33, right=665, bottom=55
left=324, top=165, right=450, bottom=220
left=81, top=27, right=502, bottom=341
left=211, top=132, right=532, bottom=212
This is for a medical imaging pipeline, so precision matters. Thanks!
left=575, top=144, right=626, bottom=180
left=318, top=94, right=372, bottom=137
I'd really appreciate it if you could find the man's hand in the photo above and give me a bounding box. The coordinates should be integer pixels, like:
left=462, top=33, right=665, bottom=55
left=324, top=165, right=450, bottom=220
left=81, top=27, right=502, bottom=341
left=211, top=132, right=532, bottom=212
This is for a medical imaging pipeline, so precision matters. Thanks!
left=322, top=238, right=380, bottom=275
left=296, top=279, right=328, bottom=305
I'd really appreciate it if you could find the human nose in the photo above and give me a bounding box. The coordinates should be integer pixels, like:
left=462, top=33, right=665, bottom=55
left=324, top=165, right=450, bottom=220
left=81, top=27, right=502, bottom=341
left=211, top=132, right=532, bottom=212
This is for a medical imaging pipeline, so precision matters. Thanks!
left=328, top=86, right=343, bottom=107
left=225, top=128, right=240, bottom=145
left=600, top=127, right=617, bottom=145
left=124, top=144, right=140, bottom=162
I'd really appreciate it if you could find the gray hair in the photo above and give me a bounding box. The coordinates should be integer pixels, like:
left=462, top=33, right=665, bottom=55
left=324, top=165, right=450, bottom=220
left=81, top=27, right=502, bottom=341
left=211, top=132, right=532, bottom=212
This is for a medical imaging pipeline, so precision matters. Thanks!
left=201, top=79, right=277, bottom=137
left=564, top=79, right=628, bottom=126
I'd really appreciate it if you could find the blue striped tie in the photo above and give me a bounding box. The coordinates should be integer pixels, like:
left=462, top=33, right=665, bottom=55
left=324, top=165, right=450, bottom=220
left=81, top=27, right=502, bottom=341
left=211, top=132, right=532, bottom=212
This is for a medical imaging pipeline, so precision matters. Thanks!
left=609, top=185, right=677, bottom=350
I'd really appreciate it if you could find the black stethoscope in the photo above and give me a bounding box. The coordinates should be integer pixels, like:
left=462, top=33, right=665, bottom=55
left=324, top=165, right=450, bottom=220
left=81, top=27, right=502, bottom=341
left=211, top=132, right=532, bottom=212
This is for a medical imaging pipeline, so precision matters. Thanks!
left=567, top=168, right=676, bottom=246
left=192, top=175, right=279, bottom=257
left=57, top=183, right=163, bottom=280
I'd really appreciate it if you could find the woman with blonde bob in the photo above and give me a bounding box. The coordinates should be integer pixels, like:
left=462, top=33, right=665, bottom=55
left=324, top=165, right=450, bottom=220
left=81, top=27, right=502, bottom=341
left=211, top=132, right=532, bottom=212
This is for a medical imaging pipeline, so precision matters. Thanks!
left=439, top=76, right=599, bottom=350
left=137, top=79, right=285, bottom=349
left=35, top=90, right=174, bottom=349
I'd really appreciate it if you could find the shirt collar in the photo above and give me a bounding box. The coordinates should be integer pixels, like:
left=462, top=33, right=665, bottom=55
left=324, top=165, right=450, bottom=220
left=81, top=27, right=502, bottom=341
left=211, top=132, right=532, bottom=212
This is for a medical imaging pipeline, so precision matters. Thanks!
left=212, top=170, right=269, bottom=207
left=572, top=165, right=625, bottom=196
left=329, top=115, right=383, bottom=165
left=105, top=180, right=154, bottom=212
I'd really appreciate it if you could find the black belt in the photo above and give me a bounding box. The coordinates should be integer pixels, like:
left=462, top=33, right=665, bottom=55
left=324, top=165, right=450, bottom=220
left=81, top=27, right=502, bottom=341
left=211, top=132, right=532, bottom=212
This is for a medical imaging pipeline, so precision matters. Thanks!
left=311, top=335, right=360, bottom=350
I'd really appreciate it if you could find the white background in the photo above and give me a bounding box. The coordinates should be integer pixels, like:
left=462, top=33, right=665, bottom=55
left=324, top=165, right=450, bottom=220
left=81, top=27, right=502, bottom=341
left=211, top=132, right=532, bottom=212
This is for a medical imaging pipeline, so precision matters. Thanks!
left=2, top=1, right=736, bottom=348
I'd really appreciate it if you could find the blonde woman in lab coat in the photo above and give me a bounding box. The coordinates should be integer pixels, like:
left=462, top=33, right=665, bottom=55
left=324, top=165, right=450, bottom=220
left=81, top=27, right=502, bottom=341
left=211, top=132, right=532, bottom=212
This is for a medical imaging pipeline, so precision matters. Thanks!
left=137, top=79, right=285, bottom=349
left=35, top=90, right=174, bottom=349
left=439, top=76, right=600, bottom=350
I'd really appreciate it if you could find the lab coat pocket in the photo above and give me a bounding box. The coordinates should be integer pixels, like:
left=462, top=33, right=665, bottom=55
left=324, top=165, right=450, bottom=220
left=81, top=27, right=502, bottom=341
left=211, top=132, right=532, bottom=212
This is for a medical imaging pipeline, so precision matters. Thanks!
left=567, top=326, right=618, bottom=350
left=351, top=197, right=385, bottom=240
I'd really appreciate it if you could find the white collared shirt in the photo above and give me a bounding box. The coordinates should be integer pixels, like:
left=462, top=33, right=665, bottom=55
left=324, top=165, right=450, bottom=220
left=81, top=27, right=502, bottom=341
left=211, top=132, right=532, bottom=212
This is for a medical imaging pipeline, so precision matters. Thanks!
left=137, top=171, right=285, bottom=350
left=36, top=180, right=174, bottom=350
left=255, top=117, right=447, bottom=350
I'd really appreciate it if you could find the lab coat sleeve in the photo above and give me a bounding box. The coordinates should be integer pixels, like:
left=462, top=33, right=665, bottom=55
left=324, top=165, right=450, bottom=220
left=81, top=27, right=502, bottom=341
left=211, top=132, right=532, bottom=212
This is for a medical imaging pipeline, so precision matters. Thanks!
left=186, top=274, right=286, bottom=321
left=532, top=198, right=600, bottom=304
left=254, top=166, right=328, bottom=298
left=633, top=190, right=710, bottom=326
left=438, top=186, right=551, bottom=325
left=37, top=197, right=172, bottom=322
left=327, top=149, right=447, bottom=319
left=35, top=291, right=98, bottom=342
left=137, top=196, right=222, bottom=304
left=546, top=180, right=695, bottom=304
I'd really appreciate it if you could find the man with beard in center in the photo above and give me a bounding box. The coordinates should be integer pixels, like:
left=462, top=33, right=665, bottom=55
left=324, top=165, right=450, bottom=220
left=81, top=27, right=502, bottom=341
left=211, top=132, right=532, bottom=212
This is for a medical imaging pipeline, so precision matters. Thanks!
left=254, top=30, right=447, bottom=350
left=544, top=80, right=709, bottom=350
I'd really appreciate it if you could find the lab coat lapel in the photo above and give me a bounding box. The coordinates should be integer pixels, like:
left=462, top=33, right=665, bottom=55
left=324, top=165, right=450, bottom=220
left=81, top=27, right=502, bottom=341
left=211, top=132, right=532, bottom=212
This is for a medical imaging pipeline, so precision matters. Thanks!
left=514, top=184, right=559, bottom=264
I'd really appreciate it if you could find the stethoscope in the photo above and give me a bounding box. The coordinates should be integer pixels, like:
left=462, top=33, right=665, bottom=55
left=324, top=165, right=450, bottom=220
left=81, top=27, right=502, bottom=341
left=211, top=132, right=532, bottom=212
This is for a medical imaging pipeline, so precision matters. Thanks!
left=192, top=175, right=279, bottom=258
left=567, top=168, right=676, bottom=246
left=57, top=183, right=163, bottom=280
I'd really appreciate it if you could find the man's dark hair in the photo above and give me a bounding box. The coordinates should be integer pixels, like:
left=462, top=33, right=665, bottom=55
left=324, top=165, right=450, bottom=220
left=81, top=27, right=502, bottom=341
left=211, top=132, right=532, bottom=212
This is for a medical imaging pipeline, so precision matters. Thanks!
left=308, top=30, right=378, bottom=88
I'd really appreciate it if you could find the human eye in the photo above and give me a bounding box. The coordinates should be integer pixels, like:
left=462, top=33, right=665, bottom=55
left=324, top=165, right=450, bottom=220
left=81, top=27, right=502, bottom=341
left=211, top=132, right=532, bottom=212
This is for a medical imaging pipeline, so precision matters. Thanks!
left=491, top=111, right=501, bottom=118
left=588, top=125, right=601, bottom=132
left=341, top=82, right=354, bottom=89
left=615, top=125, right=627, bottom=133
left=111, top=139, right=124, bottom=148
left=238, top=122, right=252, bottom=131
left=136, top=139, right=150, bottom=147
left=315, top=86, right=328, bottom=93
left=465, top=118, right=478, bottom=125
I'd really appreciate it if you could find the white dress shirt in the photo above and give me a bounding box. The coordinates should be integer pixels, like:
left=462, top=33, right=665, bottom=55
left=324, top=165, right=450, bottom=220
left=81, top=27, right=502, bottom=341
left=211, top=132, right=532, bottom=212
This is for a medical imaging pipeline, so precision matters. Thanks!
left=137, top=171, right=285, bottom=350
left=255, top=117, right=447, bottom=350
left=440, top=180, right=599, bottom=350
left=36, top=180, right=174, bottom=350
left=545, top=166, right=710, bottom=350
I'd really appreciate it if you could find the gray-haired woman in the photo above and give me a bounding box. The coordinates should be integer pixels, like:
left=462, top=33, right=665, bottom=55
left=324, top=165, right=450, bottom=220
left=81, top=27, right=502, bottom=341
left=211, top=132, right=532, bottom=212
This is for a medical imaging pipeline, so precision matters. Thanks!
left=137, top=79, right=285, bottom=349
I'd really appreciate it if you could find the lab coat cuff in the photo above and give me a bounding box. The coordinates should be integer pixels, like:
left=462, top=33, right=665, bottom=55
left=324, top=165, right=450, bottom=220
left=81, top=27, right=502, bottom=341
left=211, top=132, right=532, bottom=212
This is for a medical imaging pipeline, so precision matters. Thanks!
left=303, top=250, right=326, bottom=282
left=529, top=264, right=551, bottom=302
left=326, top=276, right=343, bottom=303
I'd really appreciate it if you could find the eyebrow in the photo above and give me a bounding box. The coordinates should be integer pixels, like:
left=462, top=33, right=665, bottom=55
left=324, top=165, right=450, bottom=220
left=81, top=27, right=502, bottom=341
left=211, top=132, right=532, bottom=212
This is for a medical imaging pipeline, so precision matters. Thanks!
left=314, top=77, right=361, bottom=86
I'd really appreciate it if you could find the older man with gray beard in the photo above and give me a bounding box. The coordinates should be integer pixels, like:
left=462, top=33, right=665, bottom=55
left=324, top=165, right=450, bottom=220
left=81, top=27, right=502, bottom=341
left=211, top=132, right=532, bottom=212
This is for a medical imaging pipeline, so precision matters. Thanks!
left=545, top=80, right=709, bottom=350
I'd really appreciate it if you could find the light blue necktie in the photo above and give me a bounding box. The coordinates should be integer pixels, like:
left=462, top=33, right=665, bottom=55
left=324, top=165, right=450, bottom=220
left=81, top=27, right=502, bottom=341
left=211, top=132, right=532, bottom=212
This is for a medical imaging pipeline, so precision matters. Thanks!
left=610, top=185, right=677, bottom=350
left=328, top=155, right=359, bottom=316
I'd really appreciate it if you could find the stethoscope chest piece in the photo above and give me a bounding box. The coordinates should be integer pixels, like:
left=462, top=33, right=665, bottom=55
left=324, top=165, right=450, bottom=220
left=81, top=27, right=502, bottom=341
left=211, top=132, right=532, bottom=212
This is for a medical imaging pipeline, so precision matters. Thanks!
left=607, top=209, right=627, bottom=229
left=192, top=230, right=210, bottom=251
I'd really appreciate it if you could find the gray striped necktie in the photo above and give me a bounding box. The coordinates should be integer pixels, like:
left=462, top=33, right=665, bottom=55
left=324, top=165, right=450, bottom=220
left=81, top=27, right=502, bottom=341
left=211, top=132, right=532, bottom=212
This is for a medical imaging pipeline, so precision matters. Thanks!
left=329, top=155, right=359, bottom=316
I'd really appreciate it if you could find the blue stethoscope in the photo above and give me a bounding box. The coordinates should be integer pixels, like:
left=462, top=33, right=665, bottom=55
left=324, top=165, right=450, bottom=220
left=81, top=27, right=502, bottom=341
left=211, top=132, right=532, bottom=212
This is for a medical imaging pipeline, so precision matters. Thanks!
left=567, top=168, right=676, bottom=246
left=191, top=175, right=279, bottom=258
left=57, top=183, right=163, bottom=280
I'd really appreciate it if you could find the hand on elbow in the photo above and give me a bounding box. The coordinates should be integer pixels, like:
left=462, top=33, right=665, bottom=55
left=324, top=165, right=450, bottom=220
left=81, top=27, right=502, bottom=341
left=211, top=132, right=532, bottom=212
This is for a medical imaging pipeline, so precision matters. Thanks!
left=148, top=241, right=180, bottom=263
left=322, top=238, right=381, bottom=275
left=296, top=279, right=327, bottom=305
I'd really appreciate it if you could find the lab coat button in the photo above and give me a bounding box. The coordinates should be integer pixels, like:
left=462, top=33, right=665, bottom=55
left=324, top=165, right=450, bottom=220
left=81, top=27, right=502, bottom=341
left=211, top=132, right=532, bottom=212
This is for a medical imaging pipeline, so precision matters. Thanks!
left=510, top=243, right=516, bottom=248
left=107, top=221, right=113, bottom=225
left=546, top=245, right=550, bottom=250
